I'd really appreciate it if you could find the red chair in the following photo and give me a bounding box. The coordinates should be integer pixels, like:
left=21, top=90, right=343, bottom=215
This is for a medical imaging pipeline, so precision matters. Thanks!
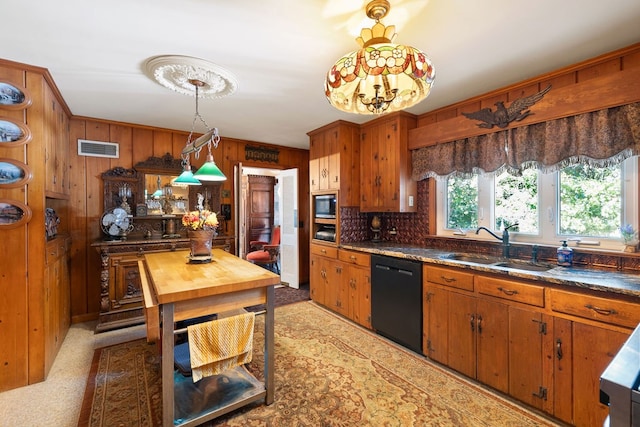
left=246, top=226, right=280, bottom=273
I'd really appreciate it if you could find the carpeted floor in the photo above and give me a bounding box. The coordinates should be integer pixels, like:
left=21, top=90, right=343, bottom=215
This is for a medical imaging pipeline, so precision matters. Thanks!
left=79, top=300, right=561, bottom=427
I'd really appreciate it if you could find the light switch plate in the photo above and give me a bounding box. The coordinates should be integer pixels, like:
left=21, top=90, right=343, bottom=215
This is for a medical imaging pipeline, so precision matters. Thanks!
left=409, top=196, right=414, bottom=207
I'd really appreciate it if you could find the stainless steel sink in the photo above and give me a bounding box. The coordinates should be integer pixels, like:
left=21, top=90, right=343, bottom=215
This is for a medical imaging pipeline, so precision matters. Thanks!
left=440, top=253, right=500, bottom=265
left=492, top=261, right=554, bottom=272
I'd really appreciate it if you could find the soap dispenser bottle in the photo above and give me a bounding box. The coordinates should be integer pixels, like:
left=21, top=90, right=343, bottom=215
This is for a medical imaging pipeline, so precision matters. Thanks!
left=557, top=240, right=573, bottom=267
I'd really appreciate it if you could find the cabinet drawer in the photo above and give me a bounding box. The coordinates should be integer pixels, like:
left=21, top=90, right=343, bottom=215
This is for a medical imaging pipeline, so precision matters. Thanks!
left=476, top=276, right=544, bottom=307
left=425, top=265, right=474, bottom=291
left=339, top=250, right=370, bottom=267
left=311, top=244, right=338, bottom=259
left=550, top=289, right=640, bottom=328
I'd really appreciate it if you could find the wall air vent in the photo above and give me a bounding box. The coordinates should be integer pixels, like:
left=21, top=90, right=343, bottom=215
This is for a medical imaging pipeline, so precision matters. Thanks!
left=77, top=139, right=119, bottom=158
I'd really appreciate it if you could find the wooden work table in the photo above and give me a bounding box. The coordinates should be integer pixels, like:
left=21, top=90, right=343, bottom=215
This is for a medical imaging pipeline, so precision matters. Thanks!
left=139, top=249, right=281, bottom=427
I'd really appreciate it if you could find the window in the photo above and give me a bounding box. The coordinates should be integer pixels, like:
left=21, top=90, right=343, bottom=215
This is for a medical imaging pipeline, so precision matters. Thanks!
left=437, top=157, right=638, bottom=249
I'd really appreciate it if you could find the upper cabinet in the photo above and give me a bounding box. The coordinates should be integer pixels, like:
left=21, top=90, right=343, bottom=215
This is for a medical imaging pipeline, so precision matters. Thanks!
left=360, top=112, right=417, bottom=212
left=44, top=81, right=69, bottom=197
left=308, top=120, right=360, bottom=206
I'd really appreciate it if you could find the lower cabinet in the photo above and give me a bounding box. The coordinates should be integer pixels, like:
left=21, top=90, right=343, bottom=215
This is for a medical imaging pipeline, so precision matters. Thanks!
left=424, top=263, right=638, bottom=427
left=340, top=249, right=371, bottom=329
left=44, top=236, right=71, bottom=377
left=550, top=288, right=637, bottom=426
left=310, top=244, right=338, bottom=307
left=310, top=244, right=371, bottom=328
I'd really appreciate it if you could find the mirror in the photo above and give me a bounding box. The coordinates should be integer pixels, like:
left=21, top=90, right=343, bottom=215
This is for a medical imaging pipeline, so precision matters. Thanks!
left=134, top=154, right=222, bottom=216
left=143, top=174, right=189, bottom=215
left=134, top=154, right=187, bottom=216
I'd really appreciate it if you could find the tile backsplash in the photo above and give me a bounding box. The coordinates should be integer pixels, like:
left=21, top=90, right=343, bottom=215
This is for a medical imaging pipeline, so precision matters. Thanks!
left=339, top=179, right=640, bottom=272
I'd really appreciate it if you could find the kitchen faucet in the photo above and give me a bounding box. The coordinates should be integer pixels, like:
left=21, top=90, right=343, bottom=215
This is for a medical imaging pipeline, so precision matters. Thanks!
left=475, top=224, right=519, bottom=258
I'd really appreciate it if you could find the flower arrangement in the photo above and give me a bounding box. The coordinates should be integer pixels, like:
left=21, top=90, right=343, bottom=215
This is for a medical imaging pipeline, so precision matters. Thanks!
left=182, top=209, right=219, bottom=231
left=620, top=224, right=637, bottom=244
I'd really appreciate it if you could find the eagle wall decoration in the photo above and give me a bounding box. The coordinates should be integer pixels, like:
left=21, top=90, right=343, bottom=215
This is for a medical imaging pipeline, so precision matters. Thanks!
left=462, top=85, right=552, bottom=129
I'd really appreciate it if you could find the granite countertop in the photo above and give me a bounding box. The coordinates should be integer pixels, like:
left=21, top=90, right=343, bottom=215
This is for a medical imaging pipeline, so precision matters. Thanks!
left=340, top=242, right=640, bottom=299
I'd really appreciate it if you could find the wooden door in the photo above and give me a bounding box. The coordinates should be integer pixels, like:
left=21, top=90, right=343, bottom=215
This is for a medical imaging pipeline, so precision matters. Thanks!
left=349, top=264, right=371, bottom=329
left=572, top=322, right=628, bottom=427
left=553, top=317, right=574, bottom=424
left=110, top=254, right=143, bottom=312
left=309, top=133, right=321, bottom=192
left=309, top=254, right=326, bottom=305
left=424, top=284, right=449, bottom=363
left=448, top=292, right=477, bottom=379
left=326, top=127, right=340, bottom=190
left=476, top=298, right=509, bottom=393
left=245, top=175, right=275, bottom=250
left=509, top=305, right=546, bottom=408
left=324, top=259, right=343, bottom=314
left=359, top=123, right=378, bottom=211
left=377, top=120, right=399, bottom=212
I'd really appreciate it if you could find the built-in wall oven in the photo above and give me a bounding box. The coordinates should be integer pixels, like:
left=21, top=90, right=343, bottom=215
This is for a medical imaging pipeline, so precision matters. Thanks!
left=370, top=254, right=423, bottom=354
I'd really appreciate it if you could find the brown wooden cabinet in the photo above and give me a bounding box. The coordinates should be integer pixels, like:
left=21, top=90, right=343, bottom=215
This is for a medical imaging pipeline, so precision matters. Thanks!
left=309, top=244, right=339, bottom=306
left=92, top=235, right=234, bottom=332
left=340, top=249, right=371, bottom=329
left=0, top=63, right=73, bottom=391
left=310, top=245, right=372, bottom=329
left=308, top=120, right=360, bottom=206
left=359, top=112, right=417, bottom=212
left=44, top=236, right=71, bottom=376
left=44, top=82, right=69, bottom=197
left=549, top=288, right=638, bottom=426
left=423, top=261, right=640, bottom=426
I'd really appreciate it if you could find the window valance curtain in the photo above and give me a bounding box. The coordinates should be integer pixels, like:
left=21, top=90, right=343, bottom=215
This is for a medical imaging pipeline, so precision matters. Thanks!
left=412, top=102, right=640, bottom=180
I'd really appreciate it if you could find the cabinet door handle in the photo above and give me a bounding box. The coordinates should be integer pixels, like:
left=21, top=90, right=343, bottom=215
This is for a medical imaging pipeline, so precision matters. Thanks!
left=440, top=275, right=457, bottom=283
left=497, top=287, right=519, bottom=296
left=470, top=314, right=475, bottom=332
left=477, top=314, right=483, bottom=334
left=556, top=338, right=563, bottom=360
left=585, top=304, right=617, bottom=316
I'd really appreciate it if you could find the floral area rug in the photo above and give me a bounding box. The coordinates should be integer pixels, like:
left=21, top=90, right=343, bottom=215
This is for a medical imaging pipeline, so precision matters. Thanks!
left=80, top=301, right=560, bottom=427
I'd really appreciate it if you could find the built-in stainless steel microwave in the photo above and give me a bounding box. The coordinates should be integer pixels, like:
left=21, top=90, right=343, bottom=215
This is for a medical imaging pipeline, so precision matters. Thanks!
left=314, top=194, right=336, bottom=219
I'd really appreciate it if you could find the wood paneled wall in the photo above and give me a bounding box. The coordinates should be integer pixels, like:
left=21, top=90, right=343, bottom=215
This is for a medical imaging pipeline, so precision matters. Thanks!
left=409, top=43, right=640, bottom=149
left=68, top=117, right=309, bottom=322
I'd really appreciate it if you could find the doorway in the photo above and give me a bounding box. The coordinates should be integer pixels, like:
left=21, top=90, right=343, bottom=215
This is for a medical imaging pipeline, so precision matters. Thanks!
left=235, top=165, right=299, bottom=288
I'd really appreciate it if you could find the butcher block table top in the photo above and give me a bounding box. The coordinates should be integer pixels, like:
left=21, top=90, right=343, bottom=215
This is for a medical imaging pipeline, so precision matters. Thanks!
left=142, top=249, right=281, bottom=305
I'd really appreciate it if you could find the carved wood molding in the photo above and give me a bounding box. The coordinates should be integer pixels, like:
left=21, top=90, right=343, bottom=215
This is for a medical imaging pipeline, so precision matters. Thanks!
left=245, top=145, right=279, bottom=163
left=133, top=153, right=182, bottom=174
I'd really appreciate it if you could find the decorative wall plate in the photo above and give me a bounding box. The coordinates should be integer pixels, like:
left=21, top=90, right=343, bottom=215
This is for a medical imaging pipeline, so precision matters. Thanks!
left=0, top=158, right=32, bottom=188
left=0, top=81, right=32, bottom=110
left=0, top=117, right=31, bottom=147
left=0, top=199, right=32, bottom=229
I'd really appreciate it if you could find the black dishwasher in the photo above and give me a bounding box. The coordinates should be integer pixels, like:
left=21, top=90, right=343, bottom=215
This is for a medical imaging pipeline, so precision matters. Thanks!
left=371, top=254, right=422, bottom=354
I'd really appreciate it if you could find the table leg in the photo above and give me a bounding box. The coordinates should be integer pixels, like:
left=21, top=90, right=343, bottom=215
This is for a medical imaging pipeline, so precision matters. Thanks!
left=265, top=285, right=275, bottom=405
left=162, top=303, right=175, bottom=427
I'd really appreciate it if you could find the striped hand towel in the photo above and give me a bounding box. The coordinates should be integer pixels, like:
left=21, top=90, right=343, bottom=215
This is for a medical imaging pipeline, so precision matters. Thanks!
left=187, top=312, right=255, bottom=382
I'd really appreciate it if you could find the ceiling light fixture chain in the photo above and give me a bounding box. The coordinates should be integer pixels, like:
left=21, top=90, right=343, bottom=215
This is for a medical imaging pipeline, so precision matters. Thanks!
left=324, top=0, right=435, bottom=115
left=185, top=79, right=220, bottom=161
left=143, top=55, right=233, bottom=184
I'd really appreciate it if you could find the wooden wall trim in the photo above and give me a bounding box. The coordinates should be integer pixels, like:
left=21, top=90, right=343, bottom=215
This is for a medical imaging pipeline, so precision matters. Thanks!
left=409, top=67, right=640, bottom=149
left=408, top=42, right=640, bottom=150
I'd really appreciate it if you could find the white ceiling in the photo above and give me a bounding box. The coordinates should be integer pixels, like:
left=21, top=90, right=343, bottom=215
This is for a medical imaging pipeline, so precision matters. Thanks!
left=2, top=0, right=639, bottom=150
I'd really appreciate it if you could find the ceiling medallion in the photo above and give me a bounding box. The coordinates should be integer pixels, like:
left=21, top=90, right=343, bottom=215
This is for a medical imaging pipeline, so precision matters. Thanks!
left=143, top=55, right=238, bottom=98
